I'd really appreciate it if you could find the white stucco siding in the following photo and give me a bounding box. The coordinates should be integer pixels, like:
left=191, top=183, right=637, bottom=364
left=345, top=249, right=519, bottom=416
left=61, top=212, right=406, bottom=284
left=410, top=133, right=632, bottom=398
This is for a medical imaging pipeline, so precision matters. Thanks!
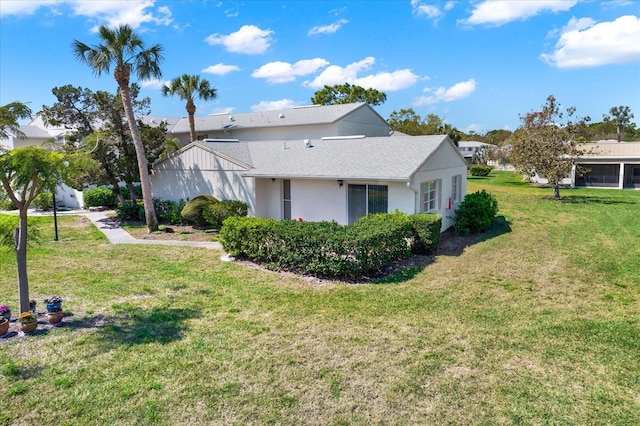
left=290, top=179, right=346, bottom=223
left=254, top=178, right=281, bottom=219
left=409, top=142, right=469, bottom=231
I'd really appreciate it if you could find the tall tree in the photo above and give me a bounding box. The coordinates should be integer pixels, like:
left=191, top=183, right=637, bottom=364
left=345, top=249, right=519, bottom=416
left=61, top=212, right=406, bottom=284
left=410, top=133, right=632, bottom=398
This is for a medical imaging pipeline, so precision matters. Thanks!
left=0, top=101, right=32, bottom=139
left=311, top=83, right=387, bottom=106
left=510, top=95, right=590, bottom=199
left=0, top=146, right=82, bottom=312
left=162, top=74, right=217, bottom=142
left=603, top=106, right=634, bottom=142
left=73, top=24, right=163, bottom=232
left=40, top=85, right=99, bottom=143
left=387, top=108, right=425, bottom=135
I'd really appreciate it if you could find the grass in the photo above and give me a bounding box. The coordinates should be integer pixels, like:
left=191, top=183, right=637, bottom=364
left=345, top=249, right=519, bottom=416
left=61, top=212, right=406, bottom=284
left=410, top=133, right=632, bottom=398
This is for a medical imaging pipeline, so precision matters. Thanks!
left=1, top=172, right=639, bottom=425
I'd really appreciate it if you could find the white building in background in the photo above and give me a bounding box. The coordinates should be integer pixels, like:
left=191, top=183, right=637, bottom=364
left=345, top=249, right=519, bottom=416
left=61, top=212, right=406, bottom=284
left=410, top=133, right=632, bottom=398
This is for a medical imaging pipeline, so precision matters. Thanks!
left=4, top=103, right=471, bottom=230
left=0, top=119, right=84, bottom=209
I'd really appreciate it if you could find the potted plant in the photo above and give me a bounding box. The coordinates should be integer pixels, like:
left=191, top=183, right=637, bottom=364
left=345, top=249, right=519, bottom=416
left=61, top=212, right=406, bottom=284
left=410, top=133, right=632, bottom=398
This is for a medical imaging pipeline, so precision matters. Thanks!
left=44, top=296, right=63, bottom=313
left=0, top=304, right=10, bottom=321
left=0, top=317, right=8, bottom=336
left=17, top=311, right=38, bottom=333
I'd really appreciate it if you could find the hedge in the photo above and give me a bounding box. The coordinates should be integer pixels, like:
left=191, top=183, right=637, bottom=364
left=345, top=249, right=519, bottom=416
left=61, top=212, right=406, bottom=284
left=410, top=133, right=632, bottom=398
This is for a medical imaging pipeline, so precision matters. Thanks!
left=469, top=164, right=493, bottom=177
left=83, top=187, right=117, bottom=208
left=221, top=211, right=442, bottom=279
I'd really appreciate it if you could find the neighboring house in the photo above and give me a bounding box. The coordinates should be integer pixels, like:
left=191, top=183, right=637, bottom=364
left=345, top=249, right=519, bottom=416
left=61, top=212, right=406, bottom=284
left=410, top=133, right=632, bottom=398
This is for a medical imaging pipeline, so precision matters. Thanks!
left=0, top=121, right=83, bottom=209
left=573, top=141, right=640, bottom=189
left=457, top=141, right=491, bottom=163
left=141, top=102, right=392, bottom=145
left=528, top=141, right=640, bottom=190
left=151, top=134, right=468, bottom=231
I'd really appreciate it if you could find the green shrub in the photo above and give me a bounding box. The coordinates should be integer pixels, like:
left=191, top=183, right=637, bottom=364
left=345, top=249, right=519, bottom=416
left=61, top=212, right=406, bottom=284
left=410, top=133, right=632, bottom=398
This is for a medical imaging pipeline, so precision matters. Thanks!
left=32, top=192, right=53, bottom=211
left=469, top=164, right=493, bottom=177
left=454, top=190, right=498, bottom=235
left=203, top=200, right=248, bottom=229
left=221, top=212, right=414, bottom=279
left=409, top=213, right=442, bottom=254
left=181, top=195, right=218, bottom=227
left=84, top=187, right=117, bottom=207
left=153, top=198, right=186, bottom=225
left=116, top=202, right=144, bottom=222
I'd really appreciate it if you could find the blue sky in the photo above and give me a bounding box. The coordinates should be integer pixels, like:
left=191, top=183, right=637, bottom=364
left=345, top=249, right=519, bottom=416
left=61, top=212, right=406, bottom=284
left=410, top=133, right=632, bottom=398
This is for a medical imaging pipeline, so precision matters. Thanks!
left=1, top=0, right=639, bottom=133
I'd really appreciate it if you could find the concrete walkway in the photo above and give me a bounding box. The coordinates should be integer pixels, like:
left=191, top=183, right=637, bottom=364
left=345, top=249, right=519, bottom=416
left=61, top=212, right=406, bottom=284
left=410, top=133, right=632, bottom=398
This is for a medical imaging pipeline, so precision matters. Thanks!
left=82, top=211, right=222, bottom=250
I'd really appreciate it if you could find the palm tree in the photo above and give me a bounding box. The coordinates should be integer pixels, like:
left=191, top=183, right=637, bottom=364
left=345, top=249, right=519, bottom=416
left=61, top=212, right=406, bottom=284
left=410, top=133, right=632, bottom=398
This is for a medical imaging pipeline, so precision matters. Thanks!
left=162, top=74, right=218, bottom=142
left=73, top=24, right=163, bottom=232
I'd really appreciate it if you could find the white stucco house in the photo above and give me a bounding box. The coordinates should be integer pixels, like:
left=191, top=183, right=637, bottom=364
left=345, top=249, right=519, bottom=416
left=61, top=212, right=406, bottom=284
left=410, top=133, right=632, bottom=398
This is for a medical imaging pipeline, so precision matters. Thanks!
left=151, top=134, right=468, bottom=231
left=0, top=120, right=84, bottom=209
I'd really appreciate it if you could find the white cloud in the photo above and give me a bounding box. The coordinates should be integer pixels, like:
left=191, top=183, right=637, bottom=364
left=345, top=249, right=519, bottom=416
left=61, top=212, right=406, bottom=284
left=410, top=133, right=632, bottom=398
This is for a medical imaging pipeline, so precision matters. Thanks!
left=252, top=59, right=329, bottom=84
left=71, top=0, right=173, bottom=30
left=461, top=0, right=578, bottom=27
left=415, top=79, right=477, bottom=105
left=205, top=25, right=273, bottom=55
left=140, top=78, right=165, bottom=90
left=0, top=0, right=58, bottom=16
left=411, top=0, right=443, bottom=20
left=304, top=57, right=419, bottom=92
left=353, top=69, right=420, bottom=92
left=541, top=15, right=640, bottom=68
left=0, top=0, right=173, bottom=28
left=250, top=99, right=299, bottom=111
left=308, top=19, right=348, bottom=35
left=202, top=63, right=241, bottom=75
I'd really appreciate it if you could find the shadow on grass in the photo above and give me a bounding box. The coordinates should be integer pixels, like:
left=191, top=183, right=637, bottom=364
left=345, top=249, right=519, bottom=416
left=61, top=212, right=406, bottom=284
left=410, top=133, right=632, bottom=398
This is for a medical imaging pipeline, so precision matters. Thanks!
left=555, top=194, right=639, bottom=205
left=437, top=215, right=512, bottom=257
left=372, top=216, right=512, bottom=284
left=66, top=305, right=200, bottom=347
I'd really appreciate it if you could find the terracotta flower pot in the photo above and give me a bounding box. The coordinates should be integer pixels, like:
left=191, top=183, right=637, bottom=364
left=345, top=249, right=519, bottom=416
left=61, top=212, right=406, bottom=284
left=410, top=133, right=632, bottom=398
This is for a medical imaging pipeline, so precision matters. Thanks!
left=0, top=319, right=9, bottom=336
left=47, top=311, right=64, bottom=324
left=19, top=319, right=38, bottom=333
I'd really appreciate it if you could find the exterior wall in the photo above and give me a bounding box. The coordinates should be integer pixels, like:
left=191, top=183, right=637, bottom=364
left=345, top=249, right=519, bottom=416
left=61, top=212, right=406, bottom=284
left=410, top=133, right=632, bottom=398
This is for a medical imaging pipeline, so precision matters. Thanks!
left=254, top=178, right=282, bottom=219
left=254, top=179, right=415, bottom=226
left=336, top=107, right=390, bottom=137
left=174, top=123, right=344, bottom=145
left=150, top=146, right=256, bottom=214
left=410, top=142, right=468, bottom=231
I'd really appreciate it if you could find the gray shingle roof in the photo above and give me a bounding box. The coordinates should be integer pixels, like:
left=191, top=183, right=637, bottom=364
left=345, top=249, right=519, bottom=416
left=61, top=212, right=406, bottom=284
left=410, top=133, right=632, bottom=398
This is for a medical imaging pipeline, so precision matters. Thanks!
left=205, top=135, right=451, bottom=181
left=16, top=125, right=52, bottom=139
left=146, top=103, right=377, bottom=134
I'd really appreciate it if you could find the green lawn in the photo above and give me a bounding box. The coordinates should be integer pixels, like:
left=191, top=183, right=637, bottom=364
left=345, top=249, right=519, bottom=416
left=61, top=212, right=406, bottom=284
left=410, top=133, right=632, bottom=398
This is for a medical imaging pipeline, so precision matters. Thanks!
left=1, top=171, right=639, bottom=425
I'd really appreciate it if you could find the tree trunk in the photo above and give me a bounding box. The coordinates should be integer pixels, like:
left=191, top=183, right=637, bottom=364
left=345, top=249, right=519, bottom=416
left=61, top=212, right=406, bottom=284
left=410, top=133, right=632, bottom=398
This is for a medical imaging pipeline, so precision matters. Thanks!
left=553, top=183, right=561, bottom=200
left=117, top=83, right=158, bottom=232
left=112, top=183, right=126, bottom=206
left=617, top=123, right=621, bottom=142
left=16, top=209, right=30, bottom=313
left=126, top=181, right=138, bottom=204
left=187, top=99, right=196, bottom=143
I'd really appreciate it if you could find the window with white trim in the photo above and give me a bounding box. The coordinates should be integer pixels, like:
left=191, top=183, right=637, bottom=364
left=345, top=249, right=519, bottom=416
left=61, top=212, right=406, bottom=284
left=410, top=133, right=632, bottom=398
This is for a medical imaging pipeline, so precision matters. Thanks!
left=422, top=180, right=440, bottom=212
left=452, top=174, right=462, bottom=203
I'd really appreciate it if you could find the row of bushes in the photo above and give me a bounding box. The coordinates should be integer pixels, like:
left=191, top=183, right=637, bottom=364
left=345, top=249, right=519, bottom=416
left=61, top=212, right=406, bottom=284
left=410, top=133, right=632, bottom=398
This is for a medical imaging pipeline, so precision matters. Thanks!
left=220, top=212, right=441, bottom=279
left=114, top=194, right=249, bottom=229
left=83, top=185, right=142, bottom=208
